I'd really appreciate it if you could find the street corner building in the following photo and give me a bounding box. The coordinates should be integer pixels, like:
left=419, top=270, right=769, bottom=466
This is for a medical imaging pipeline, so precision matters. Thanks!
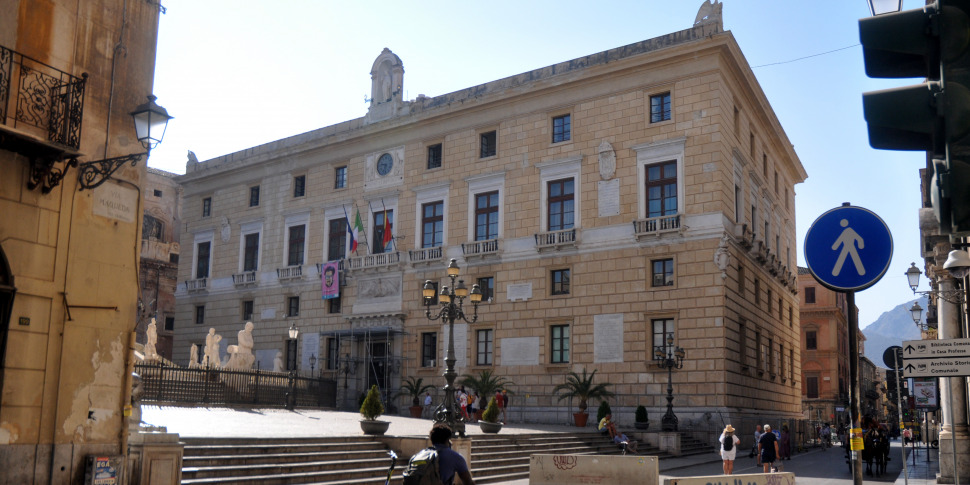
left=172, top=9, right=808, bottom=427
left=0, top=0, right=166, bottom=483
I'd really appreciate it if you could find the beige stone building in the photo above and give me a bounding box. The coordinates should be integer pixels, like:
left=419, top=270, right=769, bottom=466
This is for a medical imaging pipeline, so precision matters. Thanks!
left=138, top=168, right=182, bottom=361
left=174, top=14, right=807, bottom=426
left=0, top=0, right=163, bottom=482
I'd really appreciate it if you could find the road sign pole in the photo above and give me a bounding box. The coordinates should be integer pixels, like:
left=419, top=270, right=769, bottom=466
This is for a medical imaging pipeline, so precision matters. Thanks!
left=848, top=290, right=864, bottom=485
left=894, top=350, right=910, bottom=485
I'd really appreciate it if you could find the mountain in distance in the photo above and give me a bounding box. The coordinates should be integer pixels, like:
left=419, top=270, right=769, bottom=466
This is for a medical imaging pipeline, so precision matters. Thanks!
left=861, top=296, right=926, bottom=365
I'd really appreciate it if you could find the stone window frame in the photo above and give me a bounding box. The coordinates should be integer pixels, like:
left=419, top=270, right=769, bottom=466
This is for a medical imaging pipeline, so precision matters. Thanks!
left=549, top=322, right=571, bottom=364
left=238, top=220, right=263, bottom=273
left=421, top=332, right=437, bottom=368
left=650, top=257, right=675, bottom=288
left=805, top=286, right=816, bottom=304
left=632, top=137, right=686, bottom=221
left=242, top=300, right=254, bottom=321
left=323, top=206, right=350, bottom=261
left=195, top=305, right=205, bottom=325
left=287, top=295, right=300, bottom=317
left=249, top=185, right=260, bottom=207
left=413, top=183, right=450, bottom=250
left=805, top=328, right=818, bottom=350
left=365, top=195, right=399, bottom=253
left=202, top=197, right=212, bottom=218
left=476, top=276, right=495, bottom=302
left=284, top=212, right=310, bottom=268
left=427, top=143, right=443, bottom=170
left=466, top=171, right=505, bottom=242
left=537, top=156, right=582, bottom=233
left=550, top=268, right=571, bottom=296
left=479, top=129, right=497, bottom=159
left=551, top=112, right=572, bottom=144
left=192, top=230, right=214, bottom=280
left=649, top=91, right=672, bottom=124
left=476, top=328, right=494, bottom=366
left=334, top=166, right=348, bottom=189
left=293, top=174, right=306, bottom=198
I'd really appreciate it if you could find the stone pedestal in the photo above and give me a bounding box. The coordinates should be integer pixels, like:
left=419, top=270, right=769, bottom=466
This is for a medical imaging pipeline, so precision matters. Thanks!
left=126, top=428, right=183, bottom=485
left=658, top=431, right=681, bottom=456
left=937, top=430, right=970, bottom=484
left=452, top=437, right=472, bottom=467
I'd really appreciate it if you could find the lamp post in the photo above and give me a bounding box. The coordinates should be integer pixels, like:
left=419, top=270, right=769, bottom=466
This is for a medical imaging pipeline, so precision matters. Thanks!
left=866, top=0, right=902, bottom=16
left=423, top=258, right=482, bottom=437
left=309, top=353, right=316, bottom=375
left=286, top=322, right=299, bottom=410
left=654, top=332, right=685, bottom=432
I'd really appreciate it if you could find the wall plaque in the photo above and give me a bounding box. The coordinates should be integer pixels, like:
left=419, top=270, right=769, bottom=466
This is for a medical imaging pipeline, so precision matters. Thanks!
left=501, top=337, right=540, bottom=366
left=594, top=314, right=624, bottom=363
left=93, top=183, right=137, bottom=223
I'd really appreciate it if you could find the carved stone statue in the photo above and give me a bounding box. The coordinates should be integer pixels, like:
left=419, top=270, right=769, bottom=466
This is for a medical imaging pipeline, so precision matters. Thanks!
left=225, top=321, right=256, bottom=370
left=381, top=67, right=393, bottom=102
left=598, top=140, right=616, bottom=180
left=189, top=344, right=200, bottom=368
left=273, top=351, right=284, bottom=373
left=144, top=318, right=159, bottom=361
left=187, top=150, right=200, bottom=164
left=694, top=0, right=722, bottom=26
left=203, top=327, right=222, bottom=368
left=714, top=233, right=731, bottom=279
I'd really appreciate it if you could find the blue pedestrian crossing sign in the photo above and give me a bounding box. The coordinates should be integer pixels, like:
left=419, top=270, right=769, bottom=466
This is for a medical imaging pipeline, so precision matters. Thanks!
left=804, top=205, right=893, bottom=292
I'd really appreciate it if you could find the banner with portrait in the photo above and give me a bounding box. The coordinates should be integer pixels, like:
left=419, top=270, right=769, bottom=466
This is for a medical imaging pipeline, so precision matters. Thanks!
left=321, top=261, right=340, bottom=299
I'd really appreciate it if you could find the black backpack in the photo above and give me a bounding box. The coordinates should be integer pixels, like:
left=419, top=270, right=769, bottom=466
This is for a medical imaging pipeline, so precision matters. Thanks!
left=402, top=447, right=442, bottom=485
left=723, top=434, right=734, bottom=451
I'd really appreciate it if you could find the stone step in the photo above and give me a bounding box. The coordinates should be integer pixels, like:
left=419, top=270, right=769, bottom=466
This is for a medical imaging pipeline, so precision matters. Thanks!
left=183, top=456, right=392, bottom=480
left=183, top=448, right=390, bottom=467
left=181, top=463, right=395, bottom=485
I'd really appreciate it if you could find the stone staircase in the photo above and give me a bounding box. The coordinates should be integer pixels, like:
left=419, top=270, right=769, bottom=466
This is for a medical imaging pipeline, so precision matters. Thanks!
left=179, top=431, right=705, bottom=484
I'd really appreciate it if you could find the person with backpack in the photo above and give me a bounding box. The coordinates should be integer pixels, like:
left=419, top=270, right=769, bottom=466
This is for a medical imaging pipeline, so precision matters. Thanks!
left=719, top=424, right=741, bottom=474
left=403, top=423, right=474, bottom=485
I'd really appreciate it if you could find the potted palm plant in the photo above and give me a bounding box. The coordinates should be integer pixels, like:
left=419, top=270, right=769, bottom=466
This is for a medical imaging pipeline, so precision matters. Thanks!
left=460, top=369, right=514, bottom=421
left=479, top=396, right=502, bottom=433
left=359, top=385, right=390, bottom=435
left=396, top=376, right=435, bottom=418
left=553, top=367, right=614, bottom=428
left=634, top=405, right=650, bottom=430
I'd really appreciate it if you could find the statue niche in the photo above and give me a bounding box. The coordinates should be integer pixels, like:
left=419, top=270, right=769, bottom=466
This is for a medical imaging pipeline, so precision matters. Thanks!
left=369, top=48, right=404, bottom=107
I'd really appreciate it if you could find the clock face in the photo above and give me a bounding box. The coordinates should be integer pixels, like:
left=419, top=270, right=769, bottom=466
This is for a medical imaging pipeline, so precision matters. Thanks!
left=377, top=153, right=393, bottom=176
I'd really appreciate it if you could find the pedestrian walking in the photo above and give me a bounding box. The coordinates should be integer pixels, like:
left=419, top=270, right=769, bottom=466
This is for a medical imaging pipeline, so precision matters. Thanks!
left=758, top=424, right=780, bottom=473
left=779, top=424, right=792, bottom=460
left=750, top=424, right=763, bottom=464
left=423, top=392, right=433, bottom=419
left=719, top=424, right=741, bottom=474
left=501, top=389, right=510, bottom=423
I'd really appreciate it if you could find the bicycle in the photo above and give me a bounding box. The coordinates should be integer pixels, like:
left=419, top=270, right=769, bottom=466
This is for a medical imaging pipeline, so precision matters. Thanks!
left=384, top=450, right=398, bottom=485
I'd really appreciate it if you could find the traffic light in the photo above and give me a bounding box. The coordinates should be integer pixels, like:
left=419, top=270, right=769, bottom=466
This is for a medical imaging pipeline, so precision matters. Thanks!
left=860, top=1, right=970, bottom=234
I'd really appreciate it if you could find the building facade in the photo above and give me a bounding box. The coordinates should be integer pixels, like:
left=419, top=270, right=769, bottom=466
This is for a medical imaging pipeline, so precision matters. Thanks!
left=138, top=167, right=182, bottom=361
left=174, top=15, right=808, bottom=425
left=0, top=0, right=162, bottom=482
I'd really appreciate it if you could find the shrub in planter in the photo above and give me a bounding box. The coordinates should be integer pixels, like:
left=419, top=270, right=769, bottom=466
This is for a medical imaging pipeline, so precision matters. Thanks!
left=479, top=396, right=503, bottom=433
left=634, top=405, right=649, bottom=430
left=360, top=384, right=384, bottom=421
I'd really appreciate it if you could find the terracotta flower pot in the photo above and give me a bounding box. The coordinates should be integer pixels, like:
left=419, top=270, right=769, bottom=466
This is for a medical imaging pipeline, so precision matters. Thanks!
left=573, top=413, right=589, bottom=427
left=409, top=406, right=423, bottom=418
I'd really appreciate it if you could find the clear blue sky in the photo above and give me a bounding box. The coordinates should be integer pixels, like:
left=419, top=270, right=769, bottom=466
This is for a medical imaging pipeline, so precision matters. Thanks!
left=149, top=0, right=930, bottom=328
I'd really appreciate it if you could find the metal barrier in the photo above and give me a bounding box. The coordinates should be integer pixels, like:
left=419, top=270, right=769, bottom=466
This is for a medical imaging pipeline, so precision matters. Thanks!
left=135, top=362, right=337, bottom=409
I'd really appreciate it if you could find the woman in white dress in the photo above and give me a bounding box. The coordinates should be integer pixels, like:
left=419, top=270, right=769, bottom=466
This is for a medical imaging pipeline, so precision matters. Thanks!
left=719, top=424, right=742, bottom=475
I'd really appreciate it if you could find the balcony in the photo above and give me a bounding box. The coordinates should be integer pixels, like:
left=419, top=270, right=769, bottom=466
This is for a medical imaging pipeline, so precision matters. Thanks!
left=185, top=278, right=207, bottom=293
left=633, top=214, right=681, bottom=239
left=535, top=228, right=577, bottom=251
left=462, top=239, right=499, bottom=258
left=0, top=44, right=87, bottom=193
left=276, top=265, right=303, bottom=282
left=408, top=247, right=443, bottom=265
left=232, top=271, right=258, bottom=287
left=345, top=251, right=403, bottom=272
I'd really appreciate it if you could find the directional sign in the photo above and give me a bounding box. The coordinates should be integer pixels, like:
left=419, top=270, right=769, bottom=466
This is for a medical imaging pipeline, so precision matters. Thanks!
left=902, top=357, right=970, bottom=377
left=804, top=205, right=893, bottom=292
left=902, top=338, right=970, bottom=358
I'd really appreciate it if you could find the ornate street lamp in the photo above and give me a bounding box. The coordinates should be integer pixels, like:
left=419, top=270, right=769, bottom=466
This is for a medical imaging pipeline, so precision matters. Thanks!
left=309, top=353, right=317, bottom=375
left=654, top=332, right=685, bottom=431
left=423, top=258, right=482, bottom=437
left=866, top=0, right=902, bottom=16
left=288, top=321, right=300, bottom=339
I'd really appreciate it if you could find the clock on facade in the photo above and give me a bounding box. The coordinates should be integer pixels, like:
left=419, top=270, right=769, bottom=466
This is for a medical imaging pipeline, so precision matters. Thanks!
left=376, top=153, right=393, bottom=176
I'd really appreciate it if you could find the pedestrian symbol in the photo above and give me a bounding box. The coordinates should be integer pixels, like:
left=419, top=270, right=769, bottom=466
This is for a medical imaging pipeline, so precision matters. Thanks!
left=831, top=219, right=865, bottom=277
left=804, top=205, right=893, bottom=292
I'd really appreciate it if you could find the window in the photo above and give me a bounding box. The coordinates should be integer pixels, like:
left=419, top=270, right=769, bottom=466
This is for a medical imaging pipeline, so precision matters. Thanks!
left=552, top=114, right=571, bottom=143
left=334, top=166, right=347, bottom=189
left=249, top=186, right=260, bottom=207
left=164, top=316, right=175, bottom=331
left=328, top=297, right=341, bottom=314
left=328, top=219, right=347, bottom=260
left=196, top=241, right=211, bottom=279
left=475, top=191, right=500, bottom=241
left=652, top=259, right=674, bottom=287
left=749, top=132, right=755, bottom=158
left=733, top=106, right=740, bottom=135
left=143, top=214, right=164, bottom=240
left=774, top=171, right=779, bottom=195
left=287, top=225, right=306, bottom=266
left=480, top=131, right=496, bottom=158
left=769, top=337, right=776, bottom=376
left=242, top=300, right=254, bottom=321
left=195, top=305, right=205, bottom=324
left=650, top=92, right=671, bottom=123
left=373, top=210, right=393, bottom=253
left=153, top=189, right=163, bottom=197
left=754, top=279, right=760, bottom=304
left=762, top=154, right=768, bottom=177
left=779, top=297, right=783, bottom=319
left=422, top=332, right=437, bottom=367
left=294, top=175, right=306, bottom=197
left=788, top=306, right=793, bottom=328
left=779, top=342, right=785, bottom=379
left=738, top=264, right=745, bottom=294
left=427, top=144, right=442, bottom=169
left=288, top=296, right=300, bottom=317
left=754, top=330, right=762, bottom=371
left=806, top=330, right=817, bottom=350
left=761, top=339, right=770, bottom=374
left=421, top=202, right=444, bottom=248
left=243, top=233, right=259, bottom=272
left=807, top=376, right=819, bottom=399
left=477, top=276, right=494, bottom=302
left=751, top=204, right=758, bottom=237
left=805, top=287, right=816, bottom=304
left=645, top=162, right=677, bottom=217
left=734, top=184, right=741, bottom=222
left=789, top=349, right=795, bottom=381
left=547, top=178, right=575, bottom=231
left=477, top=329, right=493, bottom=366
left=652, top=319, right=675, bottom=358
left=327, top=338, right=340, bottom=370
left=739, top=319, right=747, bottom=367
left=551, top=269, right=570, bottom=295
left=767, top=289, right=773, bottom=312
left=202, top=197, right=211, bottom=217
left=551, top=324, right=570, bottom=363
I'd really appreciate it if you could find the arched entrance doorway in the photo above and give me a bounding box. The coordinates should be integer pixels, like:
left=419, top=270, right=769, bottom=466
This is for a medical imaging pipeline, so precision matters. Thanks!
left=0, top=244, right=16, bottom=415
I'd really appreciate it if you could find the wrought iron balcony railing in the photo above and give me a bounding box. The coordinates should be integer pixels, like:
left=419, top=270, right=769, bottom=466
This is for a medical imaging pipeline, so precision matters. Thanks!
left=1, top=45, right=86, bottom=149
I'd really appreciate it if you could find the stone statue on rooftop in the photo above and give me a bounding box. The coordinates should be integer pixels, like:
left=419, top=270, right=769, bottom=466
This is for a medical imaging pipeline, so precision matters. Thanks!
left=694, top=0, right=722, bottom=26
